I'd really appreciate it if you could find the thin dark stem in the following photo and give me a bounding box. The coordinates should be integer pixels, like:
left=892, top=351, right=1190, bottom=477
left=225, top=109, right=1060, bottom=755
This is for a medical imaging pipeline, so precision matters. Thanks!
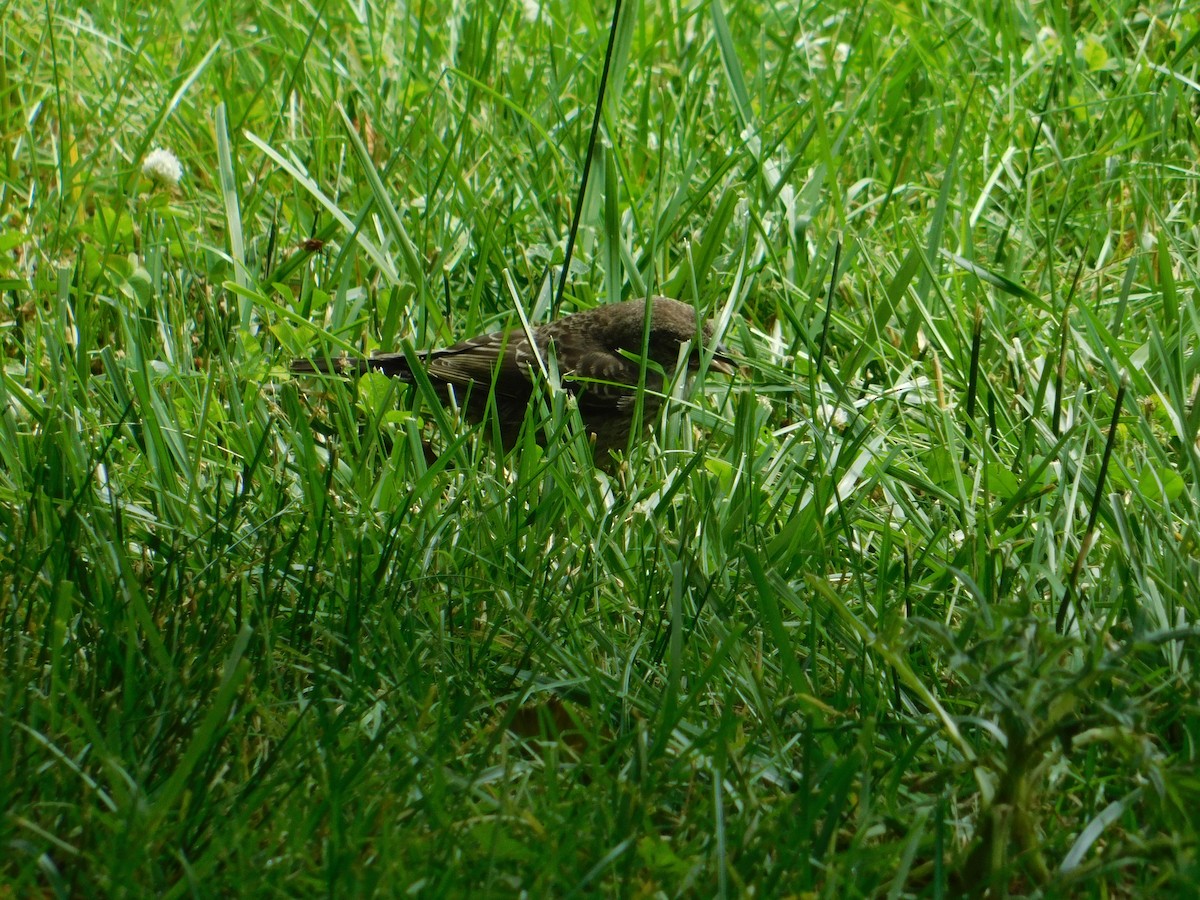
left=815, top=239, right=842, bottom=378
left=553, top=0, right=624, bottom=315
left=1057, top=379, right=1126, bottom=633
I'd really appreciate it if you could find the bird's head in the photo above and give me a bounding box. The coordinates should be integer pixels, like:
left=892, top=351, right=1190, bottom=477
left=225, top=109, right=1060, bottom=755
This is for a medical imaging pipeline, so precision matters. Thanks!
left=607, top=297, right=736, bottom=376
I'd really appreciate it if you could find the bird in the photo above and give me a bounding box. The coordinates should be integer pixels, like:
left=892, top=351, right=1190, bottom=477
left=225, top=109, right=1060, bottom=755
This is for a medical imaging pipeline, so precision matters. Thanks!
left=291, top=296, right=734, bottom=459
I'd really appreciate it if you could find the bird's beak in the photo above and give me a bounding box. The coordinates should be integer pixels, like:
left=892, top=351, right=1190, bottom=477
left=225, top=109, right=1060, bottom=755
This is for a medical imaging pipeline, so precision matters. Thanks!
left=707, top=347, right=737, bottom=376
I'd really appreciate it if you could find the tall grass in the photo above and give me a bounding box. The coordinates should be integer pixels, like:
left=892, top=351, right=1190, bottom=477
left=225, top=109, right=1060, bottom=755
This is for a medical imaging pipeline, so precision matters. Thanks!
left=2, top=0, right=1198, bottom=894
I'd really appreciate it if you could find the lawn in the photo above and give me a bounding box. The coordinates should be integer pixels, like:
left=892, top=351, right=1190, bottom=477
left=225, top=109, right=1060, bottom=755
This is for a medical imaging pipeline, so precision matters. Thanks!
left=3, top=0, right=1199, bottom=895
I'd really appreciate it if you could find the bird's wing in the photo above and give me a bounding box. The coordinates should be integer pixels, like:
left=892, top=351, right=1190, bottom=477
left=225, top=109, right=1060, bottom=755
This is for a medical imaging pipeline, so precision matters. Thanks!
left=424, top=331, right=534, bottom=396
left=563, top=350, right=665, bottom=411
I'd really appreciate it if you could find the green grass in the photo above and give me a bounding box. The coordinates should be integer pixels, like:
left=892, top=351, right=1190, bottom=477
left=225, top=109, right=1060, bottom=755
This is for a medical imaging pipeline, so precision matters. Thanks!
left=3, top=0, right=1200, bottom=895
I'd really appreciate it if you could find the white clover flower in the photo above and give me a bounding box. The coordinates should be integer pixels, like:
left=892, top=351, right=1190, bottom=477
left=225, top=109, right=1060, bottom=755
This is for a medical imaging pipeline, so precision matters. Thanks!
left=815, top=402, right=849, bottom=430
left=520, top=0, right=542, bottom=23
left=1023, top=26, right=1060, bottom=65
left=142, top=147, right=183, bottom=187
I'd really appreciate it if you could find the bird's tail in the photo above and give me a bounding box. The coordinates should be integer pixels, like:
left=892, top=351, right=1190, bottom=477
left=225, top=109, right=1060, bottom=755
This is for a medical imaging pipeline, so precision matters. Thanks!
left=290, top=352, right=415, bottom=379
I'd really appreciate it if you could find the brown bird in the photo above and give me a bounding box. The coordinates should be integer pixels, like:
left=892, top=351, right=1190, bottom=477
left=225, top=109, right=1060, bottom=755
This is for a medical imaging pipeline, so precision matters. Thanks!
left=291, top=297, right=734, bottom=459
